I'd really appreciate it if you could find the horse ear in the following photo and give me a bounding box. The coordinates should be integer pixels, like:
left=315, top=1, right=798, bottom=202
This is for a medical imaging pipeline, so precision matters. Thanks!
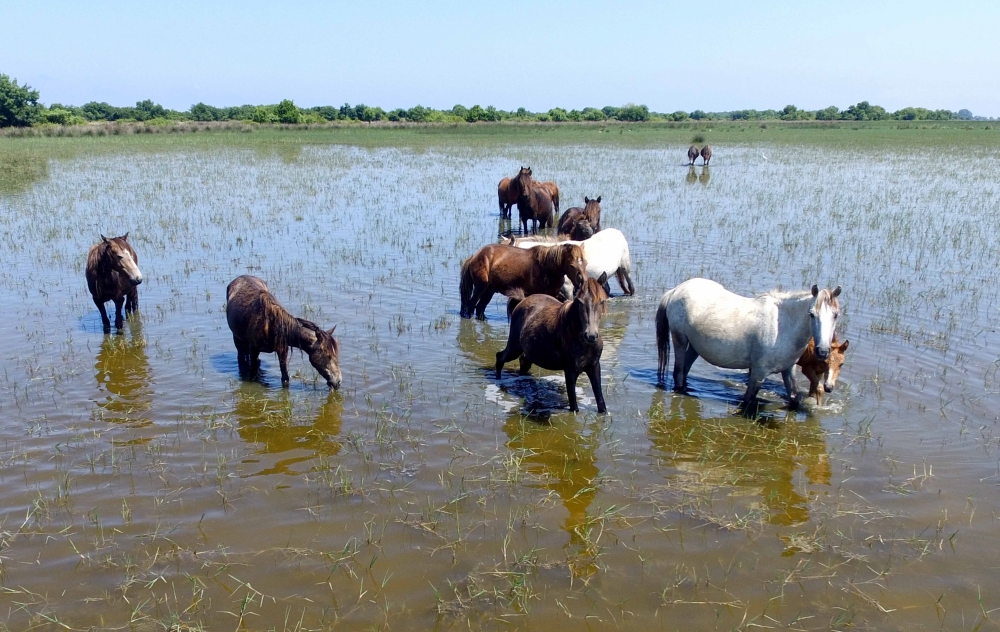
left=101, top=234, right=109, bottom=243
left=584, top=196, right=589, bottom=203
left=596, top=196, right=602, bottom=203
left=831, top=286, right=842, bottom=298
left=123, top=232, right=129, bottom=241
left=811, top=285, right=819, bottom=297
left=597, top=272, right=608, bottom=285
left=839, top=339, right=849, bottom=352
left=328, top=325, right=336, bottom=335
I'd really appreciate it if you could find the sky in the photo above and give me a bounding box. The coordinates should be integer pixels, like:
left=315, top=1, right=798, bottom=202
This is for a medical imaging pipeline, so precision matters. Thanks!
left=3, top=0, right=999, bottom=116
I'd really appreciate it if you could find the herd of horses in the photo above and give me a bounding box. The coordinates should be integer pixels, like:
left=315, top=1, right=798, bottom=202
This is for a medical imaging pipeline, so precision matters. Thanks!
left=85, top=149, right=848, bottom=417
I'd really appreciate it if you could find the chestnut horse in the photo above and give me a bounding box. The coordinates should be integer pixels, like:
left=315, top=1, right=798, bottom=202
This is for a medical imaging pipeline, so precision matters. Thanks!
left=86, top=233, right=143, bottom=333
left=226, top=275, right=342, bottom=389
left=496, top=274, right=610, bottom=413
left=700, top=145, right=713, bottom=166
left=558, top=196, right=602, bottom=236
left=687, top=145, right=700, bottom=165
left=459, top=243, right=586, bottom=320
left=497, top=177, right=518, bottom=219
left=797, top=336, right=849, bottom=406
left=511, top=167, right=556, bottom=233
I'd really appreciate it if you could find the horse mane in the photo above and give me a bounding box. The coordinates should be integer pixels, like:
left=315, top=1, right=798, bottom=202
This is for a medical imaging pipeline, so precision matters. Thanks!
left=256, top=291, right=301, bottom=347
left=532, top=242, right=577, bottom=269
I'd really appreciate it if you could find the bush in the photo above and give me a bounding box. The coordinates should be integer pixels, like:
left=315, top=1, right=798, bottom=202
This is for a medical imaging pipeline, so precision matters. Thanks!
left=582, top=107, right=606, bottom=121
left=0, top=74, right=43, bottom=127
left=548, top=107, right=568, bottom=122
left=275, top=99, right=301, bottom=124
left=250, top=106, right=276, bottom=124
left=616, top=103, right=649, bottom=122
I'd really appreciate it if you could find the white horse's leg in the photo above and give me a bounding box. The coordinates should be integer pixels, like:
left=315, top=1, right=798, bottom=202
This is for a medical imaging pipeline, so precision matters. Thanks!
left=671, top=331, right=692, bottom=390
left=742, top=367, right=767, bottom=408
left=781, top=367, right=800, bottom=406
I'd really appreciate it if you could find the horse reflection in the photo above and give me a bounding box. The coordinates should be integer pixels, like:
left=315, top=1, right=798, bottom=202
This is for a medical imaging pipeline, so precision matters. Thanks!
left=93, top=321, right=153, bottom=427
left=698, top=166, right=710, bottom=185
left=456, top=317, right=508, bottom=365
left=231, top=385, right=343, bottom=476
left=646, top=389, right=829, bottom=527
left=503, top=412, right=601, bottom=578
left=685, top=166, right=697, bottom=184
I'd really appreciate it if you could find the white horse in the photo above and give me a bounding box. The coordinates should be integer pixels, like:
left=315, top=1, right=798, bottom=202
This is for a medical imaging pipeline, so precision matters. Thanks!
left=508, top=228, right=635, bottom=297
left=655, top=278, right=841, bottom=408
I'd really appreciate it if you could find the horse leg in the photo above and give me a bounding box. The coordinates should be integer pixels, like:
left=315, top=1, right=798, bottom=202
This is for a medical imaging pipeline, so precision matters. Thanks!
left=277, top=347, right=290, bottom=387
left=741, top=368, right=766, bottom=410
left=670, top=332, right=692, bottom=391
left=781, top=367, right=800, bottom=408
left=495, top=336, right=523, bottom=379
left=565, top=368, right=580, bottom=412
left=585, top=362, right=606, bottom=413
left=234, top=336, right=250, bottom=375
left=125, top=286, right=138, bottom=316
left=113, top=296, right=125, bottom=330
left=94, top=297, right=111, bottom=333
left=475, top=290, right=495, bottom=320
left=249, top=348, right=261, bottom=376
left=518, top=356, right=533, bottom=375
left=617, top=268, right=635, bottom=296
left=603, top=280, right=612, bottom=296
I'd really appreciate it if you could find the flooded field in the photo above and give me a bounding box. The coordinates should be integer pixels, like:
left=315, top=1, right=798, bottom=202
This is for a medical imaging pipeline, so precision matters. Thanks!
left=2, top=130, right=1000, bottom=630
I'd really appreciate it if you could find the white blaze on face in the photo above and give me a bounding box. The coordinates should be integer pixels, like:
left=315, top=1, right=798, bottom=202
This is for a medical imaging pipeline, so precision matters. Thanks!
left=120, top=250, right=143, bottom=284
left=812, top=300, right=837, bottom=358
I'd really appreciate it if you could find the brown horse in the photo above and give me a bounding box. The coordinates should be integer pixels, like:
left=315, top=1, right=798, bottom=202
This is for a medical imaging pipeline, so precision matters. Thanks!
left=86, top=233, right=143, bottom=333
left=535, top=180, right=560, bottom=214
left=495, top=274, right=609, bottom=413
left=226, top=275, right=342, bottom=389
left=459, top=243, right=586, bottom=320
left=796, top=336, right=849, bottom=406
left=687, top=145, right=700, bottom=165
left=517, top=184, right=555, bottom=234
left=497, top=177, right=519, bottom=219
left=558, top=196, right=602, bottom=236
left=700, top=145, right=712, bottom=165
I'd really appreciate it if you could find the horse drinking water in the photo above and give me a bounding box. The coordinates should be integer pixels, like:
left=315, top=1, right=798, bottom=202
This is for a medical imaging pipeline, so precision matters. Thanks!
left=558, top=196, right=602, bottom=236
left=496, top=275, right=610, bottom=413
left=655, top=278, right=841, bottom=409
left=86, top=233, right=143, bottom=333
left=226, top=275, right=342, bottom=389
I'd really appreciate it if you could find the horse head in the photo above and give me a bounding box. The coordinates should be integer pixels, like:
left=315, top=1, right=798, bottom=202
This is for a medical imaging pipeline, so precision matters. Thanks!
left=809, top=285, right=841, bottom=360
left=823, top=338, right=849, bottom=393
left=583, top=196, right=602, bottom=231
left=514, top=167, right=533, bottom=202
left=575, top=274, right=608, bottom=344
left=569, top=218, right=594, bottom=241
left=561, top=244, right=587, bottom=293
left=101, top=234, right=143, bottom=286
left=299, top=321, right=342, bottom=389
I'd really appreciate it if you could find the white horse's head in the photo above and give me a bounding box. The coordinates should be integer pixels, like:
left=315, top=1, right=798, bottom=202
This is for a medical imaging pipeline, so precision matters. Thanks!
left=809, top=285, right=841, bottom=360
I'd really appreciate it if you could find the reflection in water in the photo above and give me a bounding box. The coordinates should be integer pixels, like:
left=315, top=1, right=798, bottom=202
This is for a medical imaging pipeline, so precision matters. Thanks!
left=93, top=321, right=153, bottom=426
left=698, top=166, right=710, bottom=185
left=685, top=165, right=697, bottom=184
left=646, top=389, right=829, bottom=527
left=232, top=385, right=343, bottom=476
left=456, top=317, right=506, bottom=367
left=503, top=412, right=601, bottom=578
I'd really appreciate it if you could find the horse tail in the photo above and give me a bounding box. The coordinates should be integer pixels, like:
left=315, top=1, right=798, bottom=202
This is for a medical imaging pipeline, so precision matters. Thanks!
left=656, top=301, right=670, bottom=384
left=459, top=257, right=475, bottom=318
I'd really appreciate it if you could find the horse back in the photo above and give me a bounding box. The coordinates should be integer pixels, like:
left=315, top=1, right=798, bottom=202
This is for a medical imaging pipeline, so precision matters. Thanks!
left=227, top=275, right=279, bottom=350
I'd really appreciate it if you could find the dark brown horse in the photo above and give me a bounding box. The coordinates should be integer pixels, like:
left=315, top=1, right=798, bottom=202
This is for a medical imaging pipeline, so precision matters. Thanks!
left=535, top=180, right=560, bottom=214
left=495, top=274, right=609, bottom=413
left=497, top=177, right=518, bottom=219
left=510, top=166, right=556, bottom=233
left=459, top=243, right=587, bottom=320
left=687, top=145, right=700, bottom=165
left=558, top=196, right=602, bottom=236
left=700, top=145, right=712, bottom=165
left=86, top=233, right=143, bottom=333
left=226, top=275, right=342, bottom=389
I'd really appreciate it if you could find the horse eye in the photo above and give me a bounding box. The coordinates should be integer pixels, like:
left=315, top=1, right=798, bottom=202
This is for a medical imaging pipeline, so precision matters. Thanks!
left=809, top=312, right=816, bottom=318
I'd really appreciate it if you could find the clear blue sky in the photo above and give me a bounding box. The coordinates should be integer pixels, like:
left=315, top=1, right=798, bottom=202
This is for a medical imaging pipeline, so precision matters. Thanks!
left=3, top=0, right=998, bottom=116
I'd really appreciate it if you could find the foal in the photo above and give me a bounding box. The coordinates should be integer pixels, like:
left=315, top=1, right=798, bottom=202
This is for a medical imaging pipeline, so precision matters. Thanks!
left=86, top=233, right=143, bottom=333
left=797, top=337, right=849, bottom=406
left=495, top=274, right=609, bottom=413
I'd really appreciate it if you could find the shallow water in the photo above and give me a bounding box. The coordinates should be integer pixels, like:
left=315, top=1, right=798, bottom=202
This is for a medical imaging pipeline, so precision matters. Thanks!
left=2, top=139, right=1000, bottom=630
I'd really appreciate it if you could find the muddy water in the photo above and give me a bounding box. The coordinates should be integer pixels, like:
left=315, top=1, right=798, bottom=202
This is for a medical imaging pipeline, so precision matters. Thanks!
left=1, top=140, right=1000, bottom=630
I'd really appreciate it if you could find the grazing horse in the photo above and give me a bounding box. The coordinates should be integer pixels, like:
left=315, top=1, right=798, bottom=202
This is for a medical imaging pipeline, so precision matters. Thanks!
left=687, top=145, right=700, bottom=165
left=797, top=337, right=849, bottom=406
left=496, top=275, right=609, bottom=413
left=497, top=177, right=519, bottom=219
left=656, top=278, right=841, bottom=409
left=700, top=145, right=712, bottom=165
left=509, top=228, right=634, bottom=297
left=558, top=196, right=602, bottom=236
left=459, top=243, right=586, bottom=320
left=86, top=233, right=143, bottom=333
left=226, top=275, right=342, bottom=389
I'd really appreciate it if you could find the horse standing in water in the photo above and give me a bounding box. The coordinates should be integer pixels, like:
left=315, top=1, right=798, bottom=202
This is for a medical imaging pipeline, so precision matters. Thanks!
left=509, top=228, right=635, bottom=297
left=797, top=336, right=849, bottom=406
left=656, top=278, right=840, bottom=409
left=226, top=275, right=342, bottom=389
left=687, top=145, right=700, bottom=165
left=496, top=275, right=609, bottom=413
left=497, top=178, right=519, bottom=219
left=558, top=196, right=602, bottom=236
left=700, top=145, right=713, bottom=166
left=459, top=243, right=586, bottom=319
left=511, top=167, right=554, bottom=233
left=86, top=233, right=143, bottom=333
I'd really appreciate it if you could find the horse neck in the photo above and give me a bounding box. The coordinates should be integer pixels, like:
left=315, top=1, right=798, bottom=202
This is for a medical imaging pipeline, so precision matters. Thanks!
left=776, top=292, right=815, bottom=348
left=266, top=298, right=307, bottom=350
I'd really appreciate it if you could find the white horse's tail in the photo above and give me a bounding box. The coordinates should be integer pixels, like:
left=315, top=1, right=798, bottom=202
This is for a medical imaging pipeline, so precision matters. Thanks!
left=656, top=302, right=670, bottom=384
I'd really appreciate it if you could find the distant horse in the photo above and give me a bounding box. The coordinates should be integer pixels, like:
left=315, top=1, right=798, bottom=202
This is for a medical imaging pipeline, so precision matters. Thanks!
left=558, top=196, right=602, bottom=236
left=535, top=180, right=560, bottom=214
left=497, top=177, right=518, bottom=219
left=459, top=243, right=586, bottom=319
left=700, top=145, right=712, bottom=166
left=797, top=336, right=849, bottom=406
left=687, top=145, right=700, bottom=165
left=86, top=233, right=143, bottom=333
left=226, top=275, right=342, bottom=389
left=509, top=228, right=634, bottom=297
left=656, top=278, right=841, bottom=409
left=510, top=167, right=556, bottom=233
left=496, top=275, right=609, bottom=413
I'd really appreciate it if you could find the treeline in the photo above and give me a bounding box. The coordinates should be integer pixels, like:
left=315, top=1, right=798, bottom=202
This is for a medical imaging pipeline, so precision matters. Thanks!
left=0, top=73, right=989, bottom=129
